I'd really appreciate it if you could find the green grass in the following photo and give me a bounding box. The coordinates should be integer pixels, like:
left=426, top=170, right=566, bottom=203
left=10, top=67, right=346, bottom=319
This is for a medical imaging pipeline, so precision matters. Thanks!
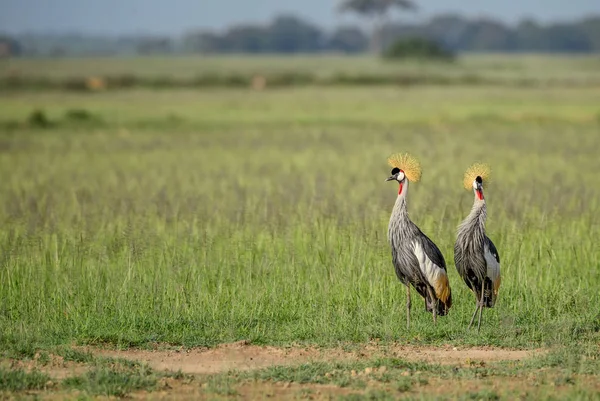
left=3, top=54, right=600, bottom=92
left=4, top=54, right=600, bottom=82
left=0, top=82, right=599, bottom=355
left=62, top=365, right=157, bottom=397
left=243, top=358, right=439, bottom=386
left=0, top=367, right=51, bottom=391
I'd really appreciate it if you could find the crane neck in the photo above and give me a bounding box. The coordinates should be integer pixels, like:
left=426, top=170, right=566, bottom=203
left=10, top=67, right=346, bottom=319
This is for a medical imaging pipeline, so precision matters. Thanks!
left=458, top=195, right=487, bottom=241
left=391, top=179, right=410, bottom=222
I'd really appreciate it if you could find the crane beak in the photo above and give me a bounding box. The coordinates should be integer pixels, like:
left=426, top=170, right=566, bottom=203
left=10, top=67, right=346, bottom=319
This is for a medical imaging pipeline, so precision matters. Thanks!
left=385, top=175, right=397, bottom=182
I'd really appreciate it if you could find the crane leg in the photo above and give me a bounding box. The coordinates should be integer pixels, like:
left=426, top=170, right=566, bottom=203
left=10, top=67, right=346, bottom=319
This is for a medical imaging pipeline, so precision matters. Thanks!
left=406, top=285, right=411, bottom=330
left=468, top=301, right=479, bottom=329
left=426, top=287, right=437, bottom=325
left=477, top=281, right=485, bottom=332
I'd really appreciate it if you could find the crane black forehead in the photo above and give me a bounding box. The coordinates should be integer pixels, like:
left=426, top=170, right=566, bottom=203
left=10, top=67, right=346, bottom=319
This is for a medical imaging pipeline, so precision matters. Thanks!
left=475, top=176, right=483, bottom=183
left=391, top=167, right=400, bottom=175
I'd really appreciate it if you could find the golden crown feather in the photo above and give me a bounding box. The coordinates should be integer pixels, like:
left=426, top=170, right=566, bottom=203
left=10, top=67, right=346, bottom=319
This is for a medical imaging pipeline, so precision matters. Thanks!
left=463, top=162, right=491, bottom=190
left=387, top=152, right=422, bottom=183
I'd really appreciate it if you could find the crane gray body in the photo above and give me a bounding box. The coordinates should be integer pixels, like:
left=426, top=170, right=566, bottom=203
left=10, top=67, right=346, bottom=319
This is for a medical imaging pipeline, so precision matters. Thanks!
left=454, top=180, right=501, bottom=331
left=388, top=180, right=452, bottom=319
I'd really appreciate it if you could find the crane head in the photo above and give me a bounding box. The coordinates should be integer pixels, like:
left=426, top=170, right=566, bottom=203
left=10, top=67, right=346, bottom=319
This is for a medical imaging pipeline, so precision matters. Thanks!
left=385, top=167, right=405, bottom=182
left=473, top=176, right=484, bottom=200
left=386, top=167, right=408, bottom=195
left=386, top=152, right=421, bottom=182
left=463, top=162, right=490, bottom=201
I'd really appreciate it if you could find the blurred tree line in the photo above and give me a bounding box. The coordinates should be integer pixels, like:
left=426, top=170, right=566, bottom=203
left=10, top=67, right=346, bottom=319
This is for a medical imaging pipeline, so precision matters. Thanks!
left=3, top=13, right=600, bottom=57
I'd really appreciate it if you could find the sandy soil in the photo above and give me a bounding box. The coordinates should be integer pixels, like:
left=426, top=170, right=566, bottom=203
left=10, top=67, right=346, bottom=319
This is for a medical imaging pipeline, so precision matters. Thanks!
left=1, top=353, right=90, bottom=381
left=87, top=340, right=541, bottom=375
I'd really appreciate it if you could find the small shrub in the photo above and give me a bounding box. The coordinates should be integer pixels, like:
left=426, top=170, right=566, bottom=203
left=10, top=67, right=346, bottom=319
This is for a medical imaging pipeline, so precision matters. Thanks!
left=27, top=109, right=52, bottom=128
left=192, top=73, right=250, bottom=88
left=0, top=75, right=24, bottom=90
left=106, top=74, right=138, bottom=89
left=62, top=77, right=89, bottom=92
left=64, top=108, right=95, bottom=121
left=267, top=72, right=313, bottom=87
left=383, top=37, right=455, bottom=62
left=146, top=76, right=176, bottom=88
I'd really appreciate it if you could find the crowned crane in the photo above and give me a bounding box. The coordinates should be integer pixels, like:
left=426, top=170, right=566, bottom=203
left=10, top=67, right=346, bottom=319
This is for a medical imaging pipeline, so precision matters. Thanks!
left=385, top=153, right=452, bottom=329
left=454, top=163, right=501, bottom=332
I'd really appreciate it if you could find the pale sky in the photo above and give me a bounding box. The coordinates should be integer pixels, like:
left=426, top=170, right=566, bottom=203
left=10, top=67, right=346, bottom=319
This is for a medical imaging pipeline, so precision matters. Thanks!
left=1, top=0, right=599, bottom=35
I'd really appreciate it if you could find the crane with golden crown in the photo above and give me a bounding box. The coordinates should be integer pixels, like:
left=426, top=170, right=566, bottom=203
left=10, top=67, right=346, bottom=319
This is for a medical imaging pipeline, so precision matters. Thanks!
left=454, top=163, right=501, bottom=332
left=385, top=153, right=452, bottom=328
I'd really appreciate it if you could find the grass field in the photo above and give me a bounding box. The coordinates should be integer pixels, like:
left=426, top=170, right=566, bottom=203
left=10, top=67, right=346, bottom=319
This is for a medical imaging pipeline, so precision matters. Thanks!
left=3, top=54, right=600, bottom=81
left=3, top=54, right=600, bottom=90
left=1, top=55, right=600, bottom=399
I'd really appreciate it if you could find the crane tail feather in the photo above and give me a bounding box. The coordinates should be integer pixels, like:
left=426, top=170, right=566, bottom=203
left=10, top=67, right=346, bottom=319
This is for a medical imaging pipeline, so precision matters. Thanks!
left=433, top=274, right=452, bottom=314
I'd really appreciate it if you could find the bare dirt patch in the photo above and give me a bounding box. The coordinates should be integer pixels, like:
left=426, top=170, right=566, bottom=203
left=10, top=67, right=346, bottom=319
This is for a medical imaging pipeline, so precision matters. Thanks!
left=87, top=341, right=541, bottom=375
left=1, top=353, right=89, bottom=380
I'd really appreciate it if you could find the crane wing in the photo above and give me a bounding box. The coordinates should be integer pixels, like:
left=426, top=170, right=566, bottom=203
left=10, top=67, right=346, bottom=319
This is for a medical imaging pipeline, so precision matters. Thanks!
left=484, top=236, right=501, bottom=300
left=485, top=236, right=500, bottom=263
left=412, top=235, right=451, bottom=304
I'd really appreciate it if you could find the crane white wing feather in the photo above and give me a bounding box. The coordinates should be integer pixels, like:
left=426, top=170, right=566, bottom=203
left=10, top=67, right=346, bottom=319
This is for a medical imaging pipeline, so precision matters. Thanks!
left=412, top=240, right=449, bottom=296
left=483, top=242, right=500, bottom=283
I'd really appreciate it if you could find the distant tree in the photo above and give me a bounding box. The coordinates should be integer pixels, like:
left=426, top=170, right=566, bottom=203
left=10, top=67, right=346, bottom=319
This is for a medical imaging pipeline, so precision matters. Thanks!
left=542, top=24, right=592, bottom=52
left=328, top=26, right=369, bottom=52
left=424, top=14, right=469, bottom=48
left=182, top=32, right=224, bottom=53
left=463, top=19, right=516, bottom=51
left=579, top=16, right=600, bottom=51
left=338, top=0, right=417, bottom=53
left=0, top=35, right=22, bottom=58
left=222, top=25, right=270, bottom=53
left=183, top=15, right=324, bottom=54
left=515, top=19, right=595, bottom=52
left=24, top=12, right=594, bottom=56
left=49, top=46, right=67, bottom=58
left=136, top=36, right=172, bottom=55
left=514, top=19, right=545, bottom=52
left=268, top=15, right=324, bottom=53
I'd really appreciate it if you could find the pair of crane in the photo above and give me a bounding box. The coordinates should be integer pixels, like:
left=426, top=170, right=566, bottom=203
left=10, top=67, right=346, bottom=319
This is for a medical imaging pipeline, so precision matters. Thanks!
left=385, top=153, right=500, bottom=332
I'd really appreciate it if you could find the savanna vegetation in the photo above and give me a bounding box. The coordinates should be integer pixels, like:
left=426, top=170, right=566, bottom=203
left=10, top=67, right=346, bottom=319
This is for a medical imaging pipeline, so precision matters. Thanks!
left=0, top=54, right=599, bottom=399
left=2, top=54, right=600, bottom=92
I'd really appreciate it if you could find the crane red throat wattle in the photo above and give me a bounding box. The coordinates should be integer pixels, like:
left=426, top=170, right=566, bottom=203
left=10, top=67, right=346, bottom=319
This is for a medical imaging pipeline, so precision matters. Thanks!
left=397, top=169, right=405, bottom=195
left=476, top=189, right=484, bottom=200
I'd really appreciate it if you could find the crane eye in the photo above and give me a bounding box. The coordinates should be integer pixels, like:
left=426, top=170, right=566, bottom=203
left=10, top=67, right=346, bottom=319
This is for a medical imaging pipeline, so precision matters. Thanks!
left=391, top=167, right=400, bottom=175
